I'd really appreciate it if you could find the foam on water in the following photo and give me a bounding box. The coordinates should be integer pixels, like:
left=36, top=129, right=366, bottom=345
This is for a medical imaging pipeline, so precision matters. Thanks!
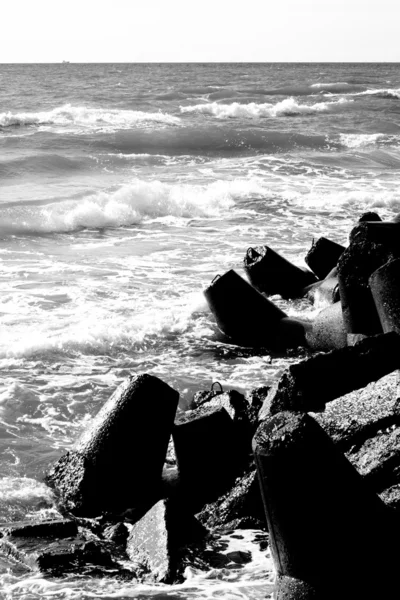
left=0, top=178, right=265, bottom=235
left=0, top=104, right=181, bottom=132
left=0, top=529, right=274, bottom=600
left=337, top=133, right=400, bottom=148
left=180, top=97, right=351, bottom=118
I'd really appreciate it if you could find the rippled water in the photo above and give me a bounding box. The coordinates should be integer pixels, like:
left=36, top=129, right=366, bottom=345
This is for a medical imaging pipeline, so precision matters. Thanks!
left=1, top=62, right=400, bottom=598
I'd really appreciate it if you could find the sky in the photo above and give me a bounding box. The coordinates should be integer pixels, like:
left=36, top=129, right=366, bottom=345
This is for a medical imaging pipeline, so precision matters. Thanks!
left=1, top=0, right=399, bottom=63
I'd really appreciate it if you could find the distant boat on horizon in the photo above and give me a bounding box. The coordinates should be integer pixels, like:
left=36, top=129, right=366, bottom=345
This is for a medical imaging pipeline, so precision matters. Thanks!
left=62, top=60, right=70, bottom=64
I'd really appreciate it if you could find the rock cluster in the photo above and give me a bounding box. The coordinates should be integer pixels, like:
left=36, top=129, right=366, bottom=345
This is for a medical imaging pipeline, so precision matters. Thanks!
left=2, top=212, right=400, bottom=599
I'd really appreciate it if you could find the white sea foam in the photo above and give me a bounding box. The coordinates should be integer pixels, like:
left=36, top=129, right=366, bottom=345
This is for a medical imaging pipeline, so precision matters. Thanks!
left=358, top=88, right=400, bottom=99
left=180, top=97, right=350, bottom=118
left=0, top=178, right=264, bottom=234
left=0, top=477, right=54, bottom=506
left=338, top=133, right=387, bottom=148
left=0, top=104, right=181, bottom=131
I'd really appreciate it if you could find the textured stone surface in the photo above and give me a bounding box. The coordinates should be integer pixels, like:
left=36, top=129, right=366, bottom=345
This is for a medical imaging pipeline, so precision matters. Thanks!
left=253, top=412, right=398, bottom=600
left=0, top=519, right=121, bottom=576
left=196, top=470, right=266, bottom=531
left=337, top=221, right=400, bottom=334
left=46, top=374, right=179, bottom=516
left=313, top=372, right=400, bottom=451
left=126, top=499, right=205, bottom=584
left=259, top=332, right=400, bottom=417
left=306, top=301, right=347, bottom=351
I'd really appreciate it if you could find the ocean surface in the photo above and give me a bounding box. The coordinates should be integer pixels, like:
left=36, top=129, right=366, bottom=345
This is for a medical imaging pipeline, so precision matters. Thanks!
left=1, top=62, right=400, bottom=599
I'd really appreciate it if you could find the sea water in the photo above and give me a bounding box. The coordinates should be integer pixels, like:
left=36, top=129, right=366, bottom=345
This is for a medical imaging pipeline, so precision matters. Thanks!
left=1, top=62, right=400, bottom=599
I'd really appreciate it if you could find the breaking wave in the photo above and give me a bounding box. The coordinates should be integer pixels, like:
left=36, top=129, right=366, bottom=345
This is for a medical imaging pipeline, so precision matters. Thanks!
left=0, top=178, right=263, bottom=235
left=180, top=97, right=351, bottom=118
left=0, top=104, right=181, bottom=131
left=338, top=133, right=400, bottom=149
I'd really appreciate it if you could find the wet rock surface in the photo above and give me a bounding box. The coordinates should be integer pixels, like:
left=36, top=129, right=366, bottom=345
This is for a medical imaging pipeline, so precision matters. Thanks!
left=196, top=469, right=266, bottom=532
left=0, top=519, right=128, bottom=577
left=46, top=374, right=179, bottom=516
left=259, top=332, right=400, bottom=417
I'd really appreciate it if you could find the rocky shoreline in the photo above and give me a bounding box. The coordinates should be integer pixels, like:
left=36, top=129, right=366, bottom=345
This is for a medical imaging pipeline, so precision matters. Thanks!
left=1, top=212, right=400, bottom=599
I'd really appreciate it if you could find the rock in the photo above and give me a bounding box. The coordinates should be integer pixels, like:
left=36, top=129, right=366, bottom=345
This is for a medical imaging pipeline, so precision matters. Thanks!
left=196, top=470, right=266, bottom=531
left=126, top=498, right=206, bottom=584
left=337, top=221, right=400, bottom=334
left=173, top=405, right=246, bottom=510
left=46, top=374, right=179, bottom=516
left=192, top=388, right=255, bottom=453
left=306, top=302, right=347, bottom=351
left=243, top=245, right=317, bottom=299
left=259, top=332, right=400, bottom=417
left=0, top=519, right=77, bottom=539
left=304, top=237, right=345, bottom=280
left=204, top=269, right=285, bottom=346
left=0, top=519, right=122, bottom=577
left=274, top=575, right=320, bottom=599
left=380, top=484, right=400, bottom=510
left=253, top=411, right=398, bottom=600
left=370, top=257, right=400, bottom=333
left=358, top=211, right=382, bottom=222
left=346, top=427, right=400, bottom=493
left=313, top=371, right=400, bottom=451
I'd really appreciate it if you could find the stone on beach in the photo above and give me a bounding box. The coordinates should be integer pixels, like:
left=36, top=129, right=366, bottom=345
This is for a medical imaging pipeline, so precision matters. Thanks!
left=45, top=374, right=179, bottom=516
left=0, top=519, right=121, bottom=576
left=126, top=498, right=206, bottom=584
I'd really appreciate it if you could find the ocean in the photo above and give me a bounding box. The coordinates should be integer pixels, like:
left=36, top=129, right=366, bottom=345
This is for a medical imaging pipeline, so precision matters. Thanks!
left=1, top=62, right=400, bottom=599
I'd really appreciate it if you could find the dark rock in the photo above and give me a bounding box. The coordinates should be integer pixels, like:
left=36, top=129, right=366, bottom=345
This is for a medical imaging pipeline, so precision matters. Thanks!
left=370, top=257, right=400, bottom=333
left=0, top=520, right=122, bottom=577
left=253, top=411, right=398, bottom=599
left=0, top=519, right=77, bottom=539
left=173, top=405, right=245, bottom=510
left=243, top=245, right=317, bottom=299
left=305, top=237, right=345, bottom=280
left=103, top=522, right=129, bottom=546
left=126, top=498, right=206, bottom=584
left=259, top=332, right=400, bottom=417
left=246, top=386, right=270, bottom=427
left=346, top=427, right=400, bottom=492
left=192, top=388, right=255, bottom=453
left=358, top=211, right=382, bottom=222
left=203, top=269, right=287, bottom=347
left=196, top=470, right=266, bottom=530
left=338, top=221, right=400, bottom=334
left=45, top=374, right=179, bottom=516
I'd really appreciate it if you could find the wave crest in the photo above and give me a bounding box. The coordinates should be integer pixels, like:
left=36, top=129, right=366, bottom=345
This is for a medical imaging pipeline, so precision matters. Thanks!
left=0, top=104, right=181, bottom=131
left=180, top=97, right=350, bottom=118
left=0, top=178, right=264, bottom=235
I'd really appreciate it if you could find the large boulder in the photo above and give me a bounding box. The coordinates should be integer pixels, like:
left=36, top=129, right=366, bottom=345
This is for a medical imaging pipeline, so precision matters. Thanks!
left=46, top=374, right=179, bottom=516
